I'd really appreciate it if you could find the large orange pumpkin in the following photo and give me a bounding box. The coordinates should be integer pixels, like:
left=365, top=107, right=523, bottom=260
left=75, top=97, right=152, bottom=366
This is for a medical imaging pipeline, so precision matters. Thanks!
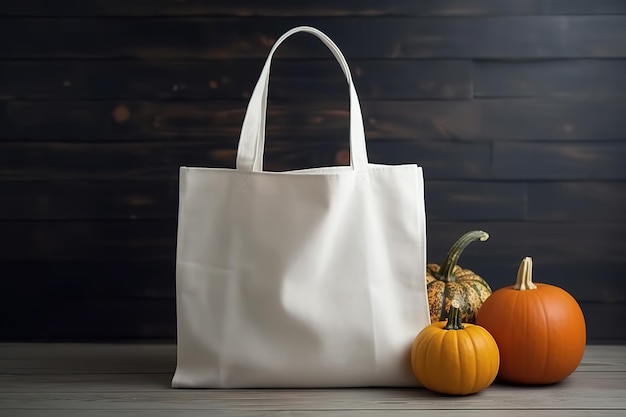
left=476, top=257, right=586, bottom=385
left=427, top=230, right=492, bottom=324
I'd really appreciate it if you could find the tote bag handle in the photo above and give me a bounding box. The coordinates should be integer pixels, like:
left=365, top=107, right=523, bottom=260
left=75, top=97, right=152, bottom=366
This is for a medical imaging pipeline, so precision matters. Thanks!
left=236, top=26, right=369, bottom=172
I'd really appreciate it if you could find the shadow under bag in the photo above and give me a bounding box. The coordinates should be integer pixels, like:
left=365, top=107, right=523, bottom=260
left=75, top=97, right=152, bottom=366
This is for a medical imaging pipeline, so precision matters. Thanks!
left=172, top=26, right=430, bottom=388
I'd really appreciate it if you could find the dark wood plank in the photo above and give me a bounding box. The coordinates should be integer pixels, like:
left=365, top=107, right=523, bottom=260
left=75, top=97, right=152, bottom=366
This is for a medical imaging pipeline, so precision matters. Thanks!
left=425, top=221, right=626, bottom=270
left=0, top=344, right=176, bottom=375
left=0, top=220, right=176, bottom=262
left=0, top=180, right=178, bottom=220
left=425, top=181, right=525, bottom=220
left=481, top=98, right=626, bottom=141
left=0, top=140, right=492, bottom=181
left=0, top=60, right=472, bottom=101
left=0, top=356, right=176, bottom=376
left=0, top=180, right=522, bottom=220
left=493, top=142, right=626, bottom=180
left=474, top=59, right=626, bottom=98
left=545, top=0, right=626, bottom=15
left=0, top=141, right=236, bottom=180
left=0, top=260, right=175, bottom=299
left=1, top=0, right=625, bottom=16
left=0, top=100, right=7, bottom=128
left=0, top=298, right=175, bottom=341
left=528, top=181, right=626, bottom=221
left=581, top=304, right=626, bottom=343
left=2, top=101, right=252, bottom=141
left=0, top=100, right=469, bottom=141
left=0, top=343, right=177, bottom=360
left=1, top=17, right=626, bottom=59
left=4, top=98, right=625, bottom=141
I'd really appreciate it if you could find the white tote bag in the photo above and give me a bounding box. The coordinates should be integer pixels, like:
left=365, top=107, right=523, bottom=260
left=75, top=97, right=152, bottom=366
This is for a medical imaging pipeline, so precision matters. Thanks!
left=172, top=26, right=429, bottom=388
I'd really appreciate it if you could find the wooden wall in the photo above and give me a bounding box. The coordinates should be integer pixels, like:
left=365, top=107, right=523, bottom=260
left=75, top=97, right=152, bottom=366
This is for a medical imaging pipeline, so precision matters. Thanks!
left=0, top=1, right=624, bottom=342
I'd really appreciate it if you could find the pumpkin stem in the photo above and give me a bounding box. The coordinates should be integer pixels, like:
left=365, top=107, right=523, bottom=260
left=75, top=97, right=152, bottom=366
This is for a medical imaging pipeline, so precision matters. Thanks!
left=439, top=230, right=489, bottom=282
left=444, top=300, right=465, bottom=330
left=514, top=257, right=538, bottom=290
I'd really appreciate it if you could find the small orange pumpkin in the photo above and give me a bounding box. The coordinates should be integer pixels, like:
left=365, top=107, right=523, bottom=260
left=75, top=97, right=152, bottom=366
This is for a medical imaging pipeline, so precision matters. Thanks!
left=411, top=300, right=500, bottom=395
left=476, top=257, right=586, bottom=385
left=427, top=230, right=492, bottom=324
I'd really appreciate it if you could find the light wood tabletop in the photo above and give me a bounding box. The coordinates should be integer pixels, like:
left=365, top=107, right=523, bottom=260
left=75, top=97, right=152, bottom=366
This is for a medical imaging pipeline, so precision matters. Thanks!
left=0, top=343, right=624, bottom=416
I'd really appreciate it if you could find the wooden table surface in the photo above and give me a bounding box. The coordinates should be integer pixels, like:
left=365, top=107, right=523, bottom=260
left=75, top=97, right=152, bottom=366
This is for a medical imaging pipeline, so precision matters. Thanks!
left=0, top=343, right=624, bottom=416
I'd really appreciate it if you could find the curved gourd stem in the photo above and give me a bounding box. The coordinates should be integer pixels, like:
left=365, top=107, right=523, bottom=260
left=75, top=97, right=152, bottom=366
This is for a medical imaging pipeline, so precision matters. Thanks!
left=444, top=300, right=465, bottom=330
left=439, top=230, right=489, bottom=282
left=514, top=257, right=537, bottom=290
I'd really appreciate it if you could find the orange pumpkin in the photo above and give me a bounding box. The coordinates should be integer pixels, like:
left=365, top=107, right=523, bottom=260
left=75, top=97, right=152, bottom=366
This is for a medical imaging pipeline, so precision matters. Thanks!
left=411, top=300, right=500, bottom=395
left=476, top=257, right=586, bottom=385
